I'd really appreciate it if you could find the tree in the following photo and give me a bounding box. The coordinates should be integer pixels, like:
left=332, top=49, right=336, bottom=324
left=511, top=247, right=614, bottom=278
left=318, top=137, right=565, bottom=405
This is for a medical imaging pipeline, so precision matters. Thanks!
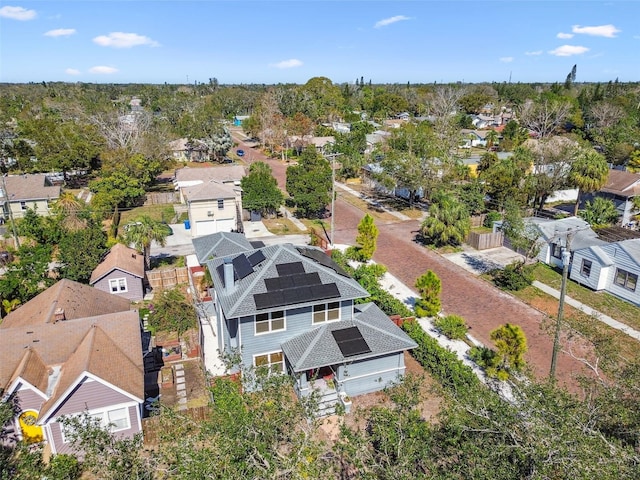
left=90, top=171, right=146, bottom=235
left=501, top=199, right=541, bottom=262
left=240, top=161, right=284, bottom=216
left=420, top=193, right=471, bottom=247
left=149, top=288, right=197, bottom=336
left=0, top=244, right=53, bottom=304
left=57, top=220, right=108, bottom=283
left=579, top=197, right=619, bottom=227
left=286, top=146, right=332, bottom=218
left=568, top=147, right=609, bottom=215
left=518, top=99, right=572, bottom=139
left=490, top=323, right=528, bottom=372
left=120, top=215, right=170, bottom=269
left=354, top=214, right=379, bottom=261
left=626, top=150, right=640, bottom=173
left=414, top=270, right=441, bottom=317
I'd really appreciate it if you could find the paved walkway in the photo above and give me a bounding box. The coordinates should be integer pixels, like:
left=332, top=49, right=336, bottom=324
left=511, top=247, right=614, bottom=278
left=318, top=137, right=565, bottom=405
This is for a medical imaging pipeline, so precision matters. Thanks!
left=532, top=281, right=640, bottom=341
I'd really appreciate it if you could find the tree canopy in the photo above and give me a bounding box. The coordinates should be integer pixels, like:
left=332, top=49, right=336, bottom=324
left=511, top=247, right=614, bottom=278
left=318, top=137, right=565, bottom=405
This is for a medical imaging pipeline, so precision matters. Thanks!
left=286, top=146, right=332, bottom=218
left=240, top=161, right=284, bottom=216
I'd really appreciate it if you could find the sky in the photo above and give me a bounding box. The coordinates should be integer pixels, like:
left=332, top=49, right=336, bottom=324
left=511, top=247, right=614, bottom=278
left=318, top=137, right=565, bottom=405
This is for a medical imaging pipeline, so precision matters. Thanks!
left=1, top=0, right=639, bottom=85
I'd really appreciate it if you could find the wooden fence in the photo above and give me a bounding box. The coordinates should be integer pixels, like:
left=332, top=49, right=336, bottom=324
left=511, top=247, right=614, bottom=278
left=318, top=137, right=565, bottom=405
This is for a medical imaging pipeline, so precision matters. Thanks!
left=470, top=214, right=487, bottom=228
left=145, top=192, right=180, bottom=205
left=466, top=231, right=504, bottom=250
left=147, top=267, right=189, bottom=290
left=142, top=405, right=212, bottom=446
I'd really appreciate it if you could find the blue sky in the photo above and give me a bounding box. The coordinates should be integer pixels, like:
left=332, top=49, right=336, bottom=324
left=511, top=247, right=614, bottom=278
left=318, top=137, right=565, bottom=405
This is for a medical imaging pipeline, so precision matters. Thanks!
left=1, top=1, right=639, bottom=85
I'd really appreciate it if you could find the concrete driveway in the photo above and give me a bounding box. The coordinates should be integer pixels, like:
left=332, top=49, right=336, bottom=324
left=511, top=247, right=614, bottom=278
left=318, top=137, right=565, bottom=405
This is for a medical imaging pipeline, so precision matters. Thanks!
left=442, top=246, right=524, bottom=275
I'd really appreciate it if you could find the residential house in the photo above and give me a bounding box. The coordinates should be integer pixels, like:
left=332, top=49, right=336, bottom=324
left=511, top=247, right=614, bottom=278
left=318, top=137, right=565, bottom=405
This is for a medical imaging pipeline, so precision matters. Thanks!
left=205, top=241, right=416, bottom=411
left=460, top=129, right=488, bottom=149
left=382, top=119, right=404, bottom=129
left=0, top=279, right=143, bottom=455
left=365, top=130, right=391, bottom=155
left=591, top=169, right=640, bottom=227
left=193, top=231, right=254, bottom=264
left=287, top=135, right=335, bottom=156
left=168, top=138, right=208, bottom=163
left=528, top=216, right=607, bottom=268
left=175, top=166, right=246, bottom=237
left=90, top=243, right=145, bottom=301
left=1, top=174, right=61, bottom=220
left=570, top=239, right=640, bottom=305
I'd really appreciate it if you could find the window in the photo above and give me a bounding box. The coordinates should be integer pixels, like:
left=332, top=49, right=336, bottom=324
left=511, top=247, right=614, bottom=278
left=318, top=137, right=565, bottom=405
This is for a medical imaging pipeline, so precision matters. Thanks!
left=580, top=259, right=592, bottom=277
left=20, top=201, right=27, bottom=211
left=62, top=406, right=131, bottom=442
left=217, top=199, right=224, bottom=209
left=254, top=351, right=284, bottom=373
left=109, top=278, right=127, bottom=293
left=551, top=243, right=562, bottom=259
left=255, top=311, right=285, bottom=334
left=312, top=302, right=340, bottom=324
left=614, top=268, right=638, bottom=291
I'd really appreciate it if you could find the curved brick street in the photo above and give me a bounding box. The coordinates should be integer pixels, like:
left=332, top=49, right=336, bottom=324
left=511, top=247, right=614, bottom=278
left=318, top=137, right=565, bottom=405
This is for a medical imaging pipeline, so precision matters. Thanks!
left=232, top=132, right=590, bottom=390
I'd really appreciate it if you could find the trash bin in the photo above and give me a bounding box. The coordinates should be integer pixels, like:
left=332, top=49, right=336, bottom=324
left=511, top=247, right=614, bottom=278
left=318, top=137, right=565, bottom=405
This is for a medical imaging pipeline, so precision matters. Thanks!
left=184, top=219, right=191, bottom=230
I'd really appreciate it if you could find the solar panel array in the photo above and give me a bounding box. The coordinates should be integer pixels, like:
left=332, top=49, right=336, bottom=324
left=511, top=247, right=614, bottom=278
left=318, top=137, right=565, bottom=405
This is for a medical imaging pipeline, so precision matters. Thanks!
left=276, top=262, right=305, bottom=276
left=232, top=254, right=254, bottom=280
left=247, top=250, right=266, bottom=267
left=332, top=326, right=372, bottom=357
left=296, top=247, right=350, bottom=277
left=254, top=280, right=340, bottom=310
left=265, top=272, right=321, bottom=291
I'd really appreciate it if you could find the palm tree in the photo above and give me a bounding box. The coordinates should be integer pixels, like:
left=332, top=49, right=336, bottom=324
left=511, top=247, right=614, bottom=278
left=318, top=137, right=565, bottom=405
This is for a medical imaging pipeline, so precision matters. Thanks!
left=568, top=148, right=609, bottom=216
left=485, top=129, right=499, bottom=149
left=420, top=193, right=471, bottom=247
left=121, top=215, right=170, bottom=270
left=53, top=191, right=85, bottom=231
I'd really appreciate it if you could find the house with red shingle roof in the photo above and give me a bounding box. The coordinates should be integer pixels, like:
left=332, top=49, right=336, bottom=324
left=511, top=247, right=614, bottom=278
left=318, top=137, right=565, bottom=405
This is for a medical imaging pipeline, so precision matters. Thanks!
left=593, top=169, right=640, bottom=226
left=90, top=243, right=145, bottom=301
left=0, top=279, right=144, bottom=455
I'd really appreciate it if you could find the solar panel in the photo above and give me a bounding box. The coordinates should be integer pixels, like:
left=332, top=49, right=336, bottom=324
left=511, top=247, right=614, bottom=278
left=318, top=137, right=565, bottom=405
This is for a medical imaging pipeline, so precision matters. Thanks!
left=296, top=247, right=349, bottom=277
left=233, top=254, right=254, bottom=279
left=276, top=262, right=305, bottom=276
left=332, top=327, right=371, bottom=357
left=249, top=241, right=266, bottom=249
left=310, top=283, right=340, bottom=300
left=248, top=250, right=266, bottom=267
left=254, top=291, right=285, bottom=310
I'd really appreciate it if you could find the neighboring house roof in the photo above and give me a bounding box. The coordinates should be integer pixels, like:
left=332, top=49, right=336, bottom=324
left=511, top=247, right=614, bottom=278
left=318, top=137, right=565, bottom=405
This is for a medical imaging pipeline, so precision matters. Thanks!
left=281, top=302, right=417, bottom=372
left=90, top=243, right=144, bottom=285
left=613, top=238, right=640, bottom=266
left=174, top=165, right=246, bottom=185
left=600, top=169, right=640, bottom=198
left=168, top=138, right=189, bottom=151
left=1, top=278, right=132, bottom=329
left=529, top=216, right=607, bottom=251
left=584, top=245, right=615, bottom=267
left=208, top=243, right=369, bottom=319
left=1, top=311, right=143, bottom=422
left=2, top=174, right=61, bottom=202
left=182, top=179, right=241, bottom=202
left=193, top=232, right=253, bottom=263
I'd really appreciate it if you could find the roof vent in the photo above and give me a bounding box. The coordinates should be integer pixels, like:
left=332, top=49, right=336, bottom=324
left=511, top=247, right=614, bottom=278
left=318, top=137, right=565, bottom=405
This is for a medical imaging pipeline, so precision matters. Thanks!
left=53, top=308, right=65, bottom=322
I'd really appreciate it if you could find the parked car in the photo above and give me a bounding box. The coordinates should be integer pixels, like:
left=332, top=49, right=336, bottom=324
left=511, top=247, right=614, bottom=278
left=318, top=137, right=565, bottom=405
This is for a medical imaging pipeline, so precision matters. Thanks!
left=236, top=149, right=245, bottom=157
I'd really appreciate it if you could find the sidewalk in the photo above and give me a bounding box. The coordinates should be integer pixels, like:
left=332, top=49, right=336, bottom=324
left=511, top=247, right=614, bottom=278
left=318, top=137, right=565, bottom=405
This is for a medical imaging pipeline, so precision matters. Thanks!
left=532, top=281, right=640, bottom=341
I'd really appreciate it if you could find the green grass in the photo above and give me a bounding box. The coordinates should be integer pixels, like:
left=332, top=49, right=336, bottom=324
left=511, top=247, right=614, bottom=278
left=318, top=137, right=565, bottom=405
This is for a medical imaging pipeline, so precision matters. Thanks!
left=531, top=263, right=640, bottom=332
left=120, top=204, right=176, bottom=224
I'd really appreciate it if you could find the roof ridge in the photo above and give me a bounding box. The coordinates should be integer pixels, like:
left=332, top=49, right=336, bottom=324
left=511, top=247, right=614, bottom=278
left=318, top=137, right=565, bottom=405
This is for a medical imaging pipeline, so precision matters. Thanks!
left=294, top=325, right=328, bottom=369
left=354, top=305, right=415, bottom=344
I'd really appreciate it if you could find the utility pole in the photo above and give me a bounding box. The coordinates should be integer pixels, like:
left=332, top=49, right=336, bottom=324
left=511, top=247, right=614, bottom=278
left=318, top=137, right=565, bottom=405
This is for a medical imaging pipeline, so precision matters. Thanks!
left=1, top=174, right=19, bottom=249
left=324, top=153, right=341, bottom=248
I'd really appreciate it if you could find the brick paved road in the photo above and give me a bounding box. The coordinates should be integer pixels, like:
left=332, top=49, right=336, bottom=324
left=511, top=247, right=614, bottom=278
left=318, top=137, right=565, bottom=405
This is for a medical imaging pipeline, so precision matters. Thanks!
left=232, top=136, right=589, bottom=390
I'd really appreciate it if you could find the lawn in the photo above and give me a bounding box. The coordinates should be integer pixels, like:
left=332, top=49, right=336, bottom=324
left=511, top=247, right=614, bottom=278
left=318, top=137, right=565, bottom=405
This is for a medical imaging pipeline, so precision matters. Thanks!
left=120, top=204, right=177, bottom=225
left=262, top=217, right=306, bottom=235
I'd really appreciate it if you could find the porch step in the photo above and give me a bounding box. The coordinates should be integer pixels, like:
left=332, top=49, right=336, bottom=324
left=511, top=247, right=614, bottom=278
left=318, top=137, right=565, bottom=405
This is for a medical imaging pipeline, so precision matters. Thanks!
left=316, top=391, right=339, bottom=417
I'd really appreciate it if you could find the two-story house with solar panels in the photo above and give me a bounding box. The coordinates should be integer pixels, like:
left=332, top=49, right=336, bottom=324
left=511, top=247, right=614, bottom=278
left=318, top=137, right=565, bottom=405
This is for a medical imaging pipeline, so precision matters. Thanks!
left=203, top=237, right=416, bottom=411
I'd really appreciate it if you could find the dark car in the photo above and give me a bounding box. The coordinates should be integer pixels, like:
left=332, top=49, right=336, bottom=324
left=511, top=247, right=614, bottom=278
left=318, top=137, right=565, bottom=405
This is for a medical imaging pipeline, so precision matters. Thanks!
left=236, top=149, right=245, bottom=157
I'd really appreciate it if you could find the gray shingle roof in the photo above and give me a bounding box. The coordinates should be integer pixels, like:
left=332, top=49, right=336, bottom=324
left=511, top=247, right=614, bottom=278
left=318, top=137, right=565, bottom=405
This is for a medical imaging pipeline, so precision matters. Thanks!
left=207, top=243, right=369, bottom=318
left=193, top=232, right=253, bottom=263
left=281, top=302, right=417, bottom=372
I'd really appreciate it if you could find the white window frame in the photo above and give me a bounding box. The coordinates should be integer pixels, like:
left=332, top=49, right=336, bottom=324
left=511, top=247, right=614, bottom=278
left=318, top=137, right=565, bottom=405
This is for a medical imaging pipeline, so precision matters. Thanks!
left=312, top=302, right=340, bottom=324
left=253, top=350, right=285, bottom=374
left=60, top=405, right=131, bottom=443
left=614, top=268, right=638, bottom=292
left=217, top=198, right=224, bottom=209
left=255, top=310, right=286, bottom=335
left=580, top=259, right=592, bottom=277
left=109, top=277, right=128, bottom=293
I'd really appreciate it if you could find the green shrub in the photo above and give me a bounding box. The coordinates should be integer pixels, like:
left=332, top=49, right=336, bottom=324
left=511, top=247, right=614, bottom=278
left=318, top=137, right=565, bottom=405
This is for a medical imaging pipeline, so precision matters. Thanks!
left=469, top=345, right=511, bottom=380
left=415, top=270, right=441, bottom=317
left=483, top=211, right=502, bottom=228
left=490, top=261, right=534, bottom=291
left=433, top=314, right=469, bottom=340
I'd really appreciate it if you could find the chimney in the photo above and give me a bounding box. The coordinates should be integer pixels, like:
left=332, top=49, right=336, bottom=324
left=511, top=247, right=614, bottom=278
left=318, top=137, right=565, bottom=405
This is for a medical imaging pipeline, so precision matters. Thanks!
left=53, top=308, right=65, bottom=322
left=223, top=257, right=235, bottom=293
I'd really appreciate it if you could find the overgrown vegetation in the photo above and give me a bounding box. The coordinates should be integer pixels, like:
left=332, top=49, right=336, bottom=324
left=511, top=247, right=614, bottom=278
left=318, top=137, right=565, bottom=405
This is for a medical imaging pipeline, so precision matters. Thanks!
left=433, top=314, right=469, bottom=340
left=490, top=260, right=535, bottom=291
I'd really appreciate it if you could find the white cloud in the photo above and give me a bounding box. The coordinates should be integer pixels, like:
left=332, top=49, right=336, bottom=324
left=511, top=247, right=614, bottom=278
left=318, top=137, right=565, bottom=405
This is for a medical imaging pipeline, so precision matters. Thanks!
left=374, top=15, right=410, bottom=28
left=525, top=50, right=543, bottom=56
left=0, top=6, right=37, bottom=20
left=44, top=28, right=76, bottom=37
left=65, top=68, right=81, bottom=75
left=89, top=66, right=118, bottom=74
left=499, top=57, right=514, bottom=63
left=557, top=32, right=573, bottom=39
left=572, top=24, right=620, bottom=38
left=269, top=59, right=303, bottom=69
left=93, top=32, right=159, bottom=48
left=548, top=45, right=590, bottom=56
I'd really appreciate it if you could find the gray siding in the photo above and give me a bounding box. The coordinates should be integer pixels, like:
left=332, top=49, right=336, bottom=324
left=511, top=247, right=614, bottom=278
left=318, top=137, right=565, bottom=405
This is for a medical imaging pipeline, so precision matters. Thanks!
left=49, top=377, right=137, bottom=418
left=49, top=405, right=140, bottom=455
left=338, top=353, right=406, bottom=396
left=603, top=249, right=640, bottom=305
left=93, top=269, right=144, bottom=301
